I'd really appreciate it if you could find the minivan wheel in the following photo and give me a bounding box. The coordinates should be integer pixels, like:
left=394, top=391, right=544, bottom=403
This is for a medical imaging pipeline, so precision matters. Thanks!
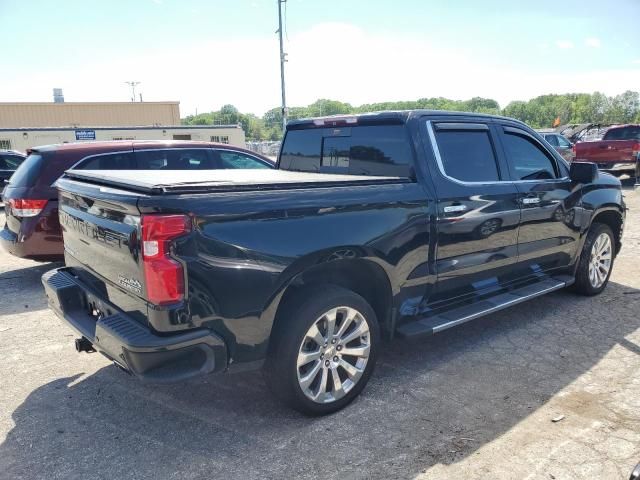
left=570, top=223, right=615, bottom=296
left=265, top=285, right=379, bottom=415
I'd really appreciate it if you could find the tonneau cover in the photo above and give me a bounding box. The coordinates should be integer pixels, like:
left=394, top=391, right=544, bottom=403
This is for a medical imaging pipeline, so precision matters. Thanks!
left=63, top=169, right=407, bottom=194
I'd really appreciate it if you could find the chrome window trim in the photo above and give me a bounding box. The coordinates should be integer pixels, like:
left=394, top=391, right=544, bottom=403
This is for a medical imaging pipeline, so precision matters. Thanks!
left=426, top=120, right=508, bottom=186
left=434, top=122, right=489, bottom=131
left=426, top=120, right=569, bottom=186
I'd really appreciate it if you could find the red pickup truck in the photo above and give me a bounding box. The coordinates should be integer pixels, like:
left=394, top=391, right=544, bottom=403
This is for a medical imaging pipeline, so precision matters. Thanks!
left=574, top=125, right=640, bottom=176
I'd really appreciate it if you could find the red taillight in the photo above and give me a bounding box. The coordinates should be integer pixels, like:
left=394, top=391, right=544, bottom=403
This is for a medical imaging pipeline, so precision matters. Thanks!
left=141, top=214, right=191, bottom=305
left=632, top=142, right=640, bottom=158
left=8, top=199, right=48, bottom=217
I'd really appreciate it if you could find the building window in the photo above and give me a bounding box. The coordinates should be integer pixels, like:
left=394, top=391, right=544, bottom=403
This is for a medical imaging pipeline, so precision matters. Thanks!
left=0, top=140, right=11, bottom=150
left=211, top=135, right=230, bottom=144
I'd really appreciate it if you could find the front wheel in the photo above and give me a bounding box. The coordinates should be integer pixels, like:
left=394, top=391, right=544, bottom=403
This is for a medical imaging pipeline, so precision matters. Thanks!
left=570, top=223, right=615, bottom=296
left=265, top=285, right=379, bottom=415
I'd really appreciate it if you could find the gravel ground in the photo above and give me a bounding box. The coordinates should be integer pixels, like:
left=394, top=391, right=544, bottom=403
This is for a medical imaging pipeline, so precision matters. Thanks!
left=0, top=186, right=639, bottom=480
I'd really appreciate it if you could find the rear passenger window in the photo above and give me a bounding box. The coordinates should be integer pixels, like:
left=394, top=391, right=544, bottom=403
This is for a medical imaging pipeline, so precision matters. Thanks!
left=434, top=126, right=500, bottom=182
left=218, top=151, right=270, bottom=169
left=136, top=149, right=214, bottom=169
left=502, top=131, right=557, bottom=180
left=77, top=152, right=135, bottom=170
left=280, top=125, right=414, bottom=177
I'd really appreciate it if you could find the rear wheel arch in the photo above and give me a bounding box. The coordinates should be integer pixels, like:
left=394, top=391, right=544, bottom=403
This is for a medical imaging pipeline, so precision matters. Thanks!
left=270, top=258, right=394, bottom=342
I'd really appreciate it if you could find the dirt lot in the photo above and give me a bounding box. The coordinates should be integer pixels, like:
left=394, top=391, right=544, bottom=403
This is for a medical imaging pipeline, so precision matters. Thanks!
left=0, top=186, right=639, bottom=480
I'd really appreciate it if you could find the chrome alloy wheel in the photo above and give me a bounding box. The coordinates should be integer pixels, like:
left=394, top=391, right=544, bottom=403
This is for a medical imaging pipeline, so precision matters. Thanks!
left=588, top=232, right=612, bottom=288
left=296, top=306, right=371, bottom=404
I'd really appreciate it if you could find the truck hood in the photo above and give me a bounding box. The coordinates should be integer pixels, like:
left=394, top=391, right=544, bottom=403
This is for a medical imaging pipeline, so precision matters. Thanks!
left=63, top=169, right=407, bottom=195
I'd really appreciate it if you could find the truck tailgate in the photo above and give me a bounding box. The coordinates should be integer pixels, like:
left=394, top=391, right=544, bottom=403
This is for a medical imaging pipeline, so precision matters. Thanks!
left=57, top=178, right=146, bottom=300
left=575, top=140, right=637, bottom=163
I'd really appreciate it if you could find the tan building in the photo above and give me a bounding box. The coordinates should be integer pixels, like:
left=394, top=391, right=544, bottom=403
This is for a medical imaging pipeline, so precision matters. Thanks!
left=0, top=126, right=246, bottom=152
left=0, top=101, right=245, bottom=152
left=0, top=101, right=180, bottom=128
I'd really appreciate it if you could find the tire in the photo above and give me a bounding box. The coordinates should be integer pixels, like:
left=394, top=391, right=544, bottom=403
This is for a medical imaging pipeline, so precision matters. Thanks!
left=264, top=285, right=380, bottom=415
left=474, top=218, right=501, bottom=239
left=570, top=223, right=615, bottom=296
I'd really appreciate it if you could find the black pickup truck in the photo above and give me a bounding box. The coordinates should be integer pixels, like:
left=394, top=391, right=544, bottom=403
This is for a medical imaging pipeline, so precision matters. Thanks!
left=43, top=111, right=625, bottom=415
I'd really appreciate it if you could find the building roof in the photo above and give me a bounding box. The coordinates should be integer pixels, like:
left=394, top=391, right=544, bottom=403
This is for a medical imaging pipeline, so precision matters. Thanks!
left=0, top=101, right=181, bottom=128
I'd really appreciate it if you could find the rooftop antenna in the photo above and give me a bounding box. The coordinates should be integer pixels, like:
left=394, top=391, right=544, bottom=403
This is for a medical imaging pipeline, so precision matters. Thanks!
left=277, top=0, right=287, bottom=132
left=125, top=81, right=140, bottom=102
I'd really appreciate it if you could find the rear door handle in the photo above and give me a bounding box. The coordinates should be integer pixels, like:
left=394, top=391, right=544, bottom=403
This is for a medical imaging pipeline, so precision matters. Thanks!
left=521, top=197, right=540, bottom=205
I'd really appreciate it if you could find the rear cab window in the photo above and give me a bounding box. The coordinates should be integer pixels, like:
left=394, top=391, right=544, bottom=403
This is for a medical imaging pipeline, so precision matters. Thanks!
left=603, top=126, right=640, bottom=141
left=279, top=124, right=415, bottom=178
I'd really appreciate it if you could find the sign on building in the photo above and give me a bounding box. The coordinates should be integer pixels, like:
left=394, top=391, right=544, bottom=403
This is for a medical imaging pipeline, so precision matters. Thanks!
left=75, top=129, right=96, bottom=141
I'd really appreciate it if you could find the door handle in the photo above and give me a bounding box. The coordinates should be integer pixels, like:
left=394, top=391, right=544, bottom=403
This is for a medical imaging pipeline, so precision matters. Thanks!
left=521, top=197, right=540, bottom=205
left=444, top=204, right=467, bottom=213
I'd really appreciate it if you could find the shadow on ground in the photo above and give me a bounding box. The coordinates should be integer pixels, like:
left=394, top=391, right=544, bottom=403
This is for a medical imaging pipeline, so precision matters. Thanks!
left=1, top=281, right=639, bottom=479
left=0, top=262, right=62, bottom=316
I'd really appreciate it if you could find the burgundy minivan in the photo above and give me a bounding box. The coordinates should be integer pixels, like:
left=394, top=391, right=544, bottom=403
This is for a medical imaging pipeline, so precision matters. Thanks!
left=1, top=141, right=272, bottom=260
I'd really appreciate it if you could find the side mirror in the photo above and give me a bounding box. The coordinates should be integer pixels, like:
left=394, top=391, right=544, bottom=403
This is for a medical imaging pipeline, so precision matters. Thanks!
left=570, top=162, right=598, bottom=184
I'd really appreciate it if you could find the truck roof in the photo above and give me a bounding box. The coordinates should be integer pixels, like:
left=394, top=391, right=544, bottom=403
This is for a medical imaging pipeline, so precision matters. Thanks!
left=62, top=168, right=408, bottom=195
left=286, top=110, right=525, bottom=129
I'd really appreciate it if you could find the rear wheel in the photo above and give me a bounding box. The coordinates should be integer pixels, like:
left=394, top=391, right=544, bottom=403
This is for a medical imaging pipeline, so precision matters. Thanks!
left=570, top=223, right=615, bottom=296
left=265, top=285, right=379, bottom=415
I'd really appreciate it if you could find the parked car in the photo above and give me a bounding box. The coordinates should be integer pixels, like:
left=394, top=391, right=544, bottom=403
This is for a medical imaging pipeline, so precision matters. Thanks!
left=42, top=111, right=625, bottom=415
left=1, top=141, right=272, bottom=260
left=0, top=150, right=26, bottom=188
left=537, top=130, right=575, bottom=161
left=574, top=124, right=640, bottom=176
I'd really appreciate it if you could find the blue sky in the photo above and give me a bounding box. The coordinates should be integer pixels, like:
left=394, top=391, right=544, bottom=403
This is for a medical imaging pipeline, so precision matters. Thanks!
left=2, top=0, right=639, bottom=116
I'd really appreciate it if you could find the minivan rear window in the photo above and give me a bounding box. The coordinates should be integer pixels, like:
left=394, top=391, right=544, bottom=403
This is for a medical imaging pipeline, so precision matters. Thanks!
left=279, top=125, right=414, bottom=178
left=6, top=153, right=44, bottom=187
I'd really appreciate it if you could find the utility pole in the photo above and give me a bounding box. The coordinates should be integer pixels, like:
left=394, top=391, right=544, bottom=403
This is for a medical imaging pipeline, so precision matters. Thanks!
left=277, top=0, right=287, bottom=132
left=125, top=81, right=140, bottom=102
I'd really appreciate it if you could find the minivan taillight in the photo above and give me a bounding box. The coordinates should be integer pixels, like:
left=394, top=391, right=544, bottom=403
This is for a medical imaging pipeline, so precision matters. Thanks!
left=632, top=142, right=640, bottom=159
left=141, top=214, right=191, bottom=305
left=8, top=199, right=48, bottom=217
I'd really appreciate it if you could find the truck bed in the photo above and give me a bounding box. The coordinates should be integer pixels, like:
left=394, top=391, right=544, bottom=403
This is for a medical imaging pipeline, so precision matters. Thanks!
left=64, top=169, right=408, bottom=194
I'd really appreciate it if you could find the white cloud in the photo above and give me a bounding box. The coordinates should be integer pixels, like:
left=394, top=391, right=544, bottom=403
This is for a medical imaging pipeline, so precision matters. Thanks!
left=585, top=37, right=601, bottom=48
left=2, top=23, right=640, bottom=117
left=555, top=40, right=574, bottom=49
